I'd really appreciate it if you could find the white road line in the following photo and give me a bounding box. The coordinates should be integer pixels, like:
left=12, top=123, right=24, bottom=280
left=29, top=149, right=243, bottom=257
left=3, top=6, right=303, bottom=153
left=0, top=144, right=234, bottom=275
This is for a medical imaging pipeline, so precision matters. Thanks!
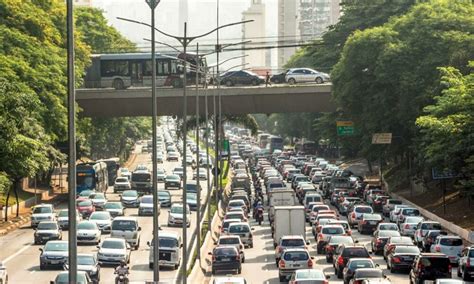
left=3, top=242, right=33, bottom=264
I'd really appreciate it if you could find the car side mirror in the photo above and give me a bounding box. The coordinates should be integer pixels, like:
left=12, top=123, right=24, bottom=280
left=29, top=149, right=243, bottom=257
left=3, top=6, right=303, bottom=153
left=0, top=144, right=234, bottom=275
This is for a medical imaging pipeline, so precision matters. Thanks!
left=147, top=241, right=150, bottom=246
left=50, top=281, right=55, bottom=284
left=39, top=248, right=43, bottom=252
left=251, top=228, right=255, bottom=231
left=375, top=264, right=380, bottom=267
left=324, top=274, right=330, bottom=280
left=306, top=241, right=310, bottom=245
left=213, top=241, right=217, bottom=245
left=354, top=239, right=359, bottom=243
left=96, top=245, right=100, bottom=249
left=138, top=227, right=142, bottom=231
left=180, top=243, right=183, bottom=248
left=208, top=252, right=212, bottom=255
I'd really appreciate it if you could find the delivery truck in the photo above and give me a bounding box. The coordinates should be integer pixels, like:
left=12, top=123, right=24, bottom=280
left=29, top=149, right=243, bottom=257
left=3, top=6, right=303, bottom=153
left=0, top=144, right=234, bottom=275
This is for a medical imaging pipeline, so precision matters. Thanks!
left=272, top=205, right=305, bottom=248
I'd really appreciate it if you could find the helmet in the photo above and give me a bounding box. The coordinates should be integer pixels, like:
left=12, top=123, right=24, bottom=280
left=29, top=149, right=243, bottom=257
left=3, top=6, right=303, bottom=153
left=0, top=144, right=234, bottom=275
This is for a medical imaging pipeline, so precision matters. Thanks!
left=120, top=260, right=126, bottom=266
left=257, top=201, right=262, bottom=206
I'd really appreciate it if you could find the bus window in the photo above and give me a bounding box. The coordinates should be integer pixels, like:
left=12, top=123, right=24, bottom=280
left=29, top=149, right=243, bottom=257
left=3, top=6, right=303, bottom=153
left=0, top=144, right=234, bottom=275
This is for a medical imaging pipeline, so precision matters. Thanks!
left=101, top=60, right=129, bottom=77
left=170, top=61, right=177, bottom=74
left=163, top=61, right=169, bottom=74
left=101, top=60, right=115, bottom=76
left=116, top=61, right=129, bottom=76
left=144, top=60, right=152, bottom=76
left=158, top=61, right=164, bottom=75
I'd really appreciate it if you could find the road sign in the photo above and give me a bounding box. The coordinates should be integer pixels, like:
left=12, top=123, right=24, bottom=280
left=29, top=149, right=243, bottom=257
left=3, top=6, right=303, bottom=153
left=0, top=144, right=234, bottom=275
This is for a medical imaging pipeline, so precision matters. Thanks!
left=372, top=133, right=392, bottom=144
left=432, top=168, right=459, bottom=180
left=336, top=121, right=354, bottom=136
left=220, top=139, right=230, bottom=157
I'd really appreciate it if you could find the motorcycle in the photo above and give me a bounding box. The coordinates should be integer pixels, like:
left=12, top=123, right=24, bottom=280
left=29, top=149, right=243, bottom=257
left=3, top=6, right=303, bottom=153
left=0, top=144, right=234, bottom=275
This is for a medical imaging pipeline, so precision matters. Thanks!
left=255, top=207, right=264, bottom=225
left=114, top=270, right=129, bottom=284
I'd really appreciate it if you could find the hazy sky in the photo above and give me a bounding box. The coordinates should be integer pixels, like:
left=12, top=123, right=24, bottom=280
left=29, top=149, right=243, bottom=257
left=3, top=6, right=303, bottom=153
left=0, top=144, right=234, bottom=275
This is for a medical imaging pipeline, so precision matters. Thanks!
left=92, top=0, right=278, bottom=69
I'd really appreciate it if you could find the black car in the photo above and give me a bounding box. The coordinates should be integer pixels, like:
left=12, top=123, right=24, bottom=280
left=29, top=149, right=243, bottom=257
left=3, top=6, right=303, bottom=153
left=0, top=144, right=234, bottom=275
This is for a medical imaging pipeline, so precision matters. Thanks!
left=342, top=258, right=376, bottom=284
left=333, top=245, right=371, bottom=279
left=219, top=70, right=264, bottom=87
left=409, top=253, right=452, bottom=283
left=386, top=245, right=420, bottom=273
left=325, top=235, right=355, bottom=263
left=270, top=71, right=288, bottom=84
left=209, top=246, right=242, bottom=275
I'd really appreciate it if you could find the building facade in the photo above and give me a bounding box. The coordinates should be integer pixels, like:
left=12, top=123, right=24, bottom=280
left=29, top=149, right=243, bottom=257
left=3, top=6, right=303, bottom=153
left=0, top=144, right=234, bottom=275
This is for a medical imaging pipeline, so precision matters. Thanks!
left=242, top=0, right=267, bottom=70
left=277, top=0, right=300, bottom=70
left=299, top=0, right=341, bottom=40
left=74, top=0, right=92, bottom=7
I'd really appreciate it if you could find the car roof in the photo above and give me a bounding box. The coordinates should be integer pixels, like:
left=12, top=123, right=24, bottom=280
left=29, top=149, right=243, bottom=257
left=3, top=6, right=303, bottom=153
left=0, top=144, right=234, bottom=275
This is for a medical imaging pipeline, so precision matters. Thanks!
left=159, top=231, right=180, bottom=238
left=113, top=216, right=137, bottom=221
left=281, top=235, right=305, bottom=239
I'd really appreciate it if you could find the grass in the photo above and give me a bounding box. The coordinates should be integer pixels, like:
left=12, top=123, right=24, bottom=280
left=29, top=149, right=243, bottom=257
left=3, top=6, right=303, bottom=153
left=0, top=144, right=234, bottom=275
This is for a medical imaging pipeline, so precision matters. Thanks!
left=0, top=190, right=35, bottom=206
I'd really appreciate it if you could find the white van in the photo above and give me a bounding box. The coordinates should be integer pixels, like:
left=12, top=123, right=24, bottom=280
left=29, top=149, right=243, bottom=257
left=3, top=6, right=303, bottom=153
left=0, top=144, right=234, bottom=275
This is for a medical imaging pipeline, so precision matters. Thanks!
left=110, top=217, right=141, bottom=250
left=148, top=231, right=182, bottom=269
left=304, top=193, right=323, bottom=210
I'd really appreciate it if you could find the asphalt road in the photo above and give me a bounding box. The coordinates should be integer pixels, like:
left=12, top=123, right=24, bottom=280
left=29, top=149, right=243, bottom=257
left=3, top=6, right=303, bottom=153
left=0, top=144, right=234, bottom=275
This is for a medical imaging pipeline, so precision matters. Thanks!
left=210, top=179, right=469, bottom=284
left=0, top=145, right=210, bottom=284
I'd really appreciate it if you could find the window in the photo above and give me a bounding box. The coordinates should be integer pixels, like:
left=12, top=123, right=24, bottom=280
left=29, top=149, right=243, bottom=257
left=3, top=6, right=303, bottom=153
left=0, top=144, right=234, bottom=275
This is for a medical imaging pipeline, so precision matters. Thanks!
left=144, top=60, right=153, bottom=76
left=170, top=60, right=178, bottom=74
left=116, top=61, right=129, bottom=76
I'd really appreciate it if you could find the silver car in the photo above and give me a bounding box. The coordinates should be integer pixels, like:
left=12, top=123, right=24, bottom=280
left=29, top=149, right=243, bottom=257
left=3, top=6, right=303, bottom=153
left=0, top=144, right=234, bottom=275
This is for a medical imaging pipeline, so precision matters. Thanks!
left=34, top=221, right=62, bottom=245
left=77, top=220, right=101, bottom=245
left=88, top=211, right=112, bottom=234
left=113, top=177, right=131, bottom=193
left=39, top=240, right=68, bottom=270
left=227, top=222, right=254, bottom=248
left=97, top=238, right=131, bottom=265
left=56, top=209, right=81, bottom=230
left=278, top=248, right=313, bottom=282
left=400, top=216, right=424, bottom=237
left=31, top=204, right=56, bottom=228
left=430, top=235, right=463, bottom=264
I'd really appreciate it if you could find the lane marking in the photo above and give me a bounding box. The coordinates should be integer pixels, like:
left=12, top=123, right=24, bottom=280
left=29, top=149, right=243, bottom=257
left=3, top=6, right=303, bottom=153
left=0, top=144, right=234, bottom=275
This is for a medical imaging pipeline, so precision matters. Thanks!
left=3, top=242, right=33, bottom=264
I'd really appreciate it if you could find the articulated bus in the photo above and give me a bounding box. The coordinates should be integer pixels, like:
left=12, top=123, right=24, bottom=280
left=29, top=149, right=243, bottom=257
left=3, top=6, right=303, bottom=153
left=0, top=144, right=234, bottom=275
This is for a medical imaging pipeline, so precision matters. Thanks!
left=83, top=52, right=207, bottom=89
left=76, top=162, right=109, bottom=194
left=295, top=141, right=318, bottom=155
left=267, top=135, right=284, bottom=154
left=98, top=157, right=120, bottom=186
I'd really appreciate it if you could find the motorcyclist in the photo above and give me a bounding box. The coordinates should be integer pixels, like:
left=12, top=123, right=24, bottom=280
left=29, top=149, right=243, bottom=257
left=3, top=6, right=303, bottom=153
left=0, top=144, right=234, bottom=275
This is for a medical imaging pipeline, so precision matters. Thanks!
left=115, top=260, right=129, bottom=284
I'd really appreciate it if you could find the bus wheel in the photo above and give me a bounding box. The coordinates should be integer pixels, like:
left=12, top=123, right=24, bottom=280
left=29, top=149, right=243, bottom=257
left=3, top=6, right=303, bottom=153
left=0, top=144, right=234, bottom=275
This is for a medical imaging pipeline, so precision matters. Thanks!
left=113, top=79, right=124, bottom=90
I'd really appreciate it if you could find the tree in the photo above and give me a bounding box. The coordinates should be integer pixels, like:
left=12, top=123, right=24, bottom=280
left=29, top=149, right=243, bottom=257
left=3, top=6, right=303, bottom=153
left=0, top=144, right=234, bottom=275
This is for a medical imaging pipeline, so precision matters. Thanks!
left=0, top=79, right=50, bottom=220
left=331, top=1, right=474, bottom=165
left=416, top=64, right=474, bottom=192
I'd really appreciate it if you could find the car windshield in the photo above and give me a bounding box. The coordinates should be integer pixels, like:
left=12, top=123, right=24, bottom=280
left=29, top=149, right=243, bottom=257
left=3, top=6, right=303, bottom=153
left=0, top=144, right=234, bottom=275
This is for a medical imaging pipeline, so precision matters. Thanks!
left=141, top=196, right=153, bottom=203
left=90, top=213, right=110, bottom=220
left=156, top=169, right=165, bottom=174
left=171, top=206, right=184, bottom=214
left=295, top=269, right=325, bottom=279
left=283, top=251, right=309, bottom=261
left=419, top=257, right=450, bottom=272
left=77, top=200, right=92, bottom=207
left=406, top=217, right=423, bottom=223
left=422, top=223, right=442, bottom=230
left=158, top=191, right=170, bottom=198
left=159, top=237, right=179, bottom=247
left=214, top=247, right=237, bottom=256
left=58, top=211, right=68, bottom=217
left=37, top=222, right=57, bottom=230
left=102, top=240, right=125, bottom=249
left=89, top=193, right=105, bottom=200
left=33, top=207, right=52, bottom=214
left=219, top=238, right=239, bottom=245
left=329, top=236, right=353, bottom=244
left=379, top=231, right=400, bottom=237
left=355, top=207, right=372, bottom=213
left=112, top=220, right=137, bottom=231
left=469, top=250, right=474, bottom=257
left=77, top=255, right=96, bottom=266
left=229, top=225, right=250, bottom=233
left=281, top=239, right=305, bottom=247
left=78, top=222, right=96, bottom=230
left=394, top=246, right=420, bottom=254
left=45, top=242, right=67, bottom=251
left=79, top=190, right=93, bottom=197
left=440, top=238, right=463, bottom=246
left=116, top=178, right=128, bottom=183
left=379, top=224, right=398, bottom=230
left=322, top=227, right=344, bottom=234
left=105, top=202, right=122, bottom=209
left=402, top=208, right=420, bottom=215
left=355, top=269, right=383, bottom=278
left=56, top=273, right=86, bottom=283
left=187, top=193, right=197, bottom=200
left=342, top=248, right=369, bottom=257
left=122, top=191, right=137, bottom=197
left=167, top=175, right=180, bottom=180
left=349, top=260, right=374, bottom=269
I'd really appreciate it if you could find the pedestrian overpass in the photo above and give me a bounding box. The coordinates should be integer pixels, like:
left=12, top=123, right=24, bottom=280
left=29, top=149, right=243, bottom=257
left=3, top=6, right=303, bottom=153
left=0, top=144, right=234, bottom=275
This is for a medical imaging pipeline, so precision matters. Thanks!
left=76, top=84, right=335, bottom=117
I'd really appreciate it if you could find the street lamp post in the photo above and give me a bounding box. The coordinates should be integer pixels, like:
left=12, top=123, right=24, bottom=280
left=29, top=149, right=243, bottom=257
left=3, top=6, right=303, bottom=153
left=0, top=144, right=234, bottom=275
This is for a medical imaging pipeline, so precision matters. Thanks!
left=144, top=0, right=161, bottom=282
left=194, top=42, right=201, bottom=264
left=117, top=16, right=252, bottom=283
left=66, top=0, right=77, bottom=282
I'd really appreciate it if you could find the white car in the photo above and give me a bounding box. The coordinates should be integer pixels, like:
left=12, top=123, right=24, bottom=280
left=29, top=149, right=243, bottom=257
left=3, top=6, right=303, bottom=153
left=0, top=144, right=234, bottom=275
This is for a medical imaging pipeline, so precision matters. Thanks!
left=389, top=204, right=410, bottom=222
left=77, top=220, right=101, bottom=245
left=114, top=177, right=131, bottom=193
left=400, top=216, right=424, bottom=236
left=138, top=195, right=158, bottom=216
left=0, top=262, right=7, bottom=284
left=119, top=168, right=132, bottom=180
left=89, top=193, right=107, bottom=211
left=31, top=204, right=56, bottom=228
left=148, top=231, right=182, bottom=269
left=57, top=209, right=81, bottom=230
left=97, top=238, right=131, bottom=265
left=168, top=203, right=191, bottom=227
left=285, top=68, right=330, bottom=84
left=89, top=211, right=112, bottom=233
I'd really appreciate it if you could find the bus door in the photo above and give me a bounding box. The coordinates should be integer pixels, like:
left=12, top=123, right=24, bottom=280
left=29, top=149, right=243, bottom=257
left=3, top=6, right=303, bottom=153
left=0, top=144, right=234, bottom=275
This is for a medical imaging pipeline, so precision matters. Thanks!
left=130, top=61, right=144, bottom=86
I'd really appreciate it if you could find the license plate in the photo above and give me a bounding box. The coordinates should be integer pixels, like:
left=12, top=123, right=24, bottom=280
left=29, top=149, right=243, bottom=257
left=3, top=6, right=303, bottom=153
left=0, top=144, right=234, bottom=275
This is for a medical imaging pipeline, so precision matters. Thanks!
left=50, top=260, right=59, bottom=264
left=369, top=221, right=377, bottom=225
left=221, top=258, right=230, bottom=262
left=292, top=264, right=300, bottom=267
left=42, top=236, right=50, bottom=240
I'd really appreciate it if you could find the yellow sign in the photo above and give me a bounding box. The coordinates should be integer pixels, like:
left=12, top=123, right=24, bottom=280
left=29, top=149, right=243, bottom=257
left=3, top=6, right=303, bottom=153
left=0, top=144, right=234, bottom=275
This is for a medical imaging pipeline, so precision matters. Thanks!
left=336, top=121, right=354, bottom=127
left=372, top=133, right=392, bottom=144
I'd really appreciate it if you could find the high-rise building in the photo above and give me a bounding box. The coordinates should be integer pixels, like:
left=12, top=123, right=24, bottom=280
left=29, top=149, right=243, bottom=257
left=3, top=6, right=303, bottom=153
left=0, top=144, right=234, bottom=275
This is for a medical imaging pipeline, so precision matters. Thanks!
left=242, top=0, right=266, bottom=70
left=299, top=0, right=341, bottom=40
left=74, top=0, right=92, bottom=7
left=277, top=0, right=300, bottom=70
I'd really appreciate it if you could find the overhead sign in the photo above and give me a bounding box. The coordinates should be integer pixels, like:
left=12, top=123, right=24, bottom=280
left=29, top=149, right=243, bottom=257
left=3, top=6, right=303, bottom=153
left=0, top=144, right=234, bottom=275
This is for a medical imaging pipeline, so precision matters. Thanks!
left=372, top=133, right=392, bottom=144
left=432, top=168, right=459, bottom=180
left=336, top=121, right=354, bottom=136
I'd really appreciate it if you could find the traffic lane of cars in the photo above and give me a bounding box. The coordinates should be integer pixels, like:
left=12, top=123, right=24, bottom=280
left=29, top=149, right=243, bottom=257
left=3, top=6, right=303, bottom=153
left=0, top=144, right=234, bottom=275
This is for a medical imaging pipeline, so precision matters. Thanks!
left=0, top=152, right=207, bottom=283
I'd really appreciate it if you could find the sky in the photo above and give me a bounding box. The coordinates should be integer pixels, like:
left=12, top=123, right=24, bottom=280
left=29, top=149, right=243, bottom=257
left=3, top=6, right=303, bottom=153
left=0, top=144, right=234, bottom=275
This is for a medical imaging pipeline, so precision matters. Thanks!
left=92, top=0, right=279, bottom=70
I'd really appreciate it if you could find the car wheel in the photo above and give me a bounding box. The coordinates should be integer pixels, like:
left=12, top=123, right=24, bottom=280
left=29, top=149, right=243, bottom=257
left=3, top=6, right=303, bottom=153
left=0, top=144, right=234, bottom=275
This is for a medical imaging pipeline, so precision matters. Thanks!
left=279, top=274, right=286, bottom=282
left=40, top=263, right=45, bottom=270
left=463, top=269, right=471, bottom=281
left=288, top=78, right=296, bottom=85
left=172, top=79, right=182, bottom=88
left=274, top=78, right=280, bottom=84
left=251, top=79, right=258, bottom=86
left=457, top=265, right=462, bottom=277
left=315, top=77, right=323, bottom=84
left=113, top=79, right=124, bottom=90
left=225, top=80, right=233, bottom=87
left=337, top=268, right=343, bottom=279
left=135, top=239, right=140, bottom=250
left=211, top=268, right=215, bottom=275
left=237, top=267, right=242, bottom=274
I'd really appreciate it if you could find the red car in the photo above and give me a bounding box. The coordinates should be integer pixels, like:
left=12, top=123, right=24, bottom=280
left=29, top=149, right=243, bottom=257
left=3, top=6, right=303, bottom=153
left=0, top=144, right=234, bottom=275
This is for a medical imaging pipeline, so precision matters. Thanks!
left=76, top=197, right=95, bottom=218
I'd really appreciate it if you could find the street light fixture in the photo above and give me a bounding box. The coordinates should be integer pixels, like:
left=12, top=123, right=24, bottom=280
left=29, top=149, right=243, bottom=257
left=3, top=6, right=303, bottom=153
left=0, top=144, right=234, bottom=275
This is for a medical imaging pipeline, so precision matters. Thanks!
left=117, top=16, right=252, bottom=284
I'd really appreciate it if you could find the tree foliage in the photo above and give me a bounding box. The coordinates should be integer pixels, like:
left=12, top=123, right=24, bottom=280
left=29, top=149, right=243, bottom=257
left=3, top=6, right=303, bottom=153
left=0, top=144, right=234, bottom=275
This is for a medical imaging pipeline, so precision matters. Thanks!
left=416, top=64, right=474, bottom=190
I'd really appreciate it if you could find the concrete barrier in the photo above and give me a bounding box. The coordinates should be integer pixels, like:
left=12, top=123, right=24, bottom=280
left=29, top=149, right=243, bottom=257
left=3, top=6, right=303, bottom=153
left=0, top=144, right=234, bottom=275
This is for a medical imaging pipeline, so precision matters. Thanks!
left=1, top=196, right=37, bottom=219
left=386, top=181, right=474, bottom=243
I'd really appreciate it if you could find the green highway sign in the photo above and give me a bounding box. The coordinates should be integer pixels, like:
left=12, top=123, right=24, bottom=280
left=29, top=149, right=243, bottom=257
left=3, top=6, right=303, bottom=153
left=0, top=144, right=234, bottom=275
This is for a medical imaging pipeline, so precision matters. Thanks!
left=336, top=121, right=354, bottom=136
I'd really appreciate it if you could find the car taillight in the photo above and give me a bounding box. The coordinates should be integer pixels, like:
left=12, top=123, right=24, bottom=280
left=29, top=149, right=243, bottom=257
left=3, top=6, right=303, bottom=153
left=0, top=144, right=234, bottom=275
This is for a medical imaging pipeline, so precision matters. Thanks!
left=434, top=245, right=441, bottom=252
left=212, top=255, right=216, bottom=262
left=404, top=224, right=410, bottom=229
left=376, top=239, right=382, bottom=245
left=347, top=230, right=352, bottom=236
left=322, top=281, right=328, bottom=284
left=388, top=244, right=395, bottom=251
left=326, top=245, right=333, bottom=252
left=351, top=212, right=356, bottom=219
left=235, top=255, right=240, bottom=261
left=337, top=256, right=344, bottom=266
left=392, top=257, right=401, bottom=263
left=307, top=259, right=313, bottom=267
left=448, top=264, right=452, bottom=273
left=467, top=258, right=471, bottom=268
left=279, top=259, right=285, bottom=268
left=318, top=233, right=323, bottom=240
left=278, top=246, right=283, bottom=253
